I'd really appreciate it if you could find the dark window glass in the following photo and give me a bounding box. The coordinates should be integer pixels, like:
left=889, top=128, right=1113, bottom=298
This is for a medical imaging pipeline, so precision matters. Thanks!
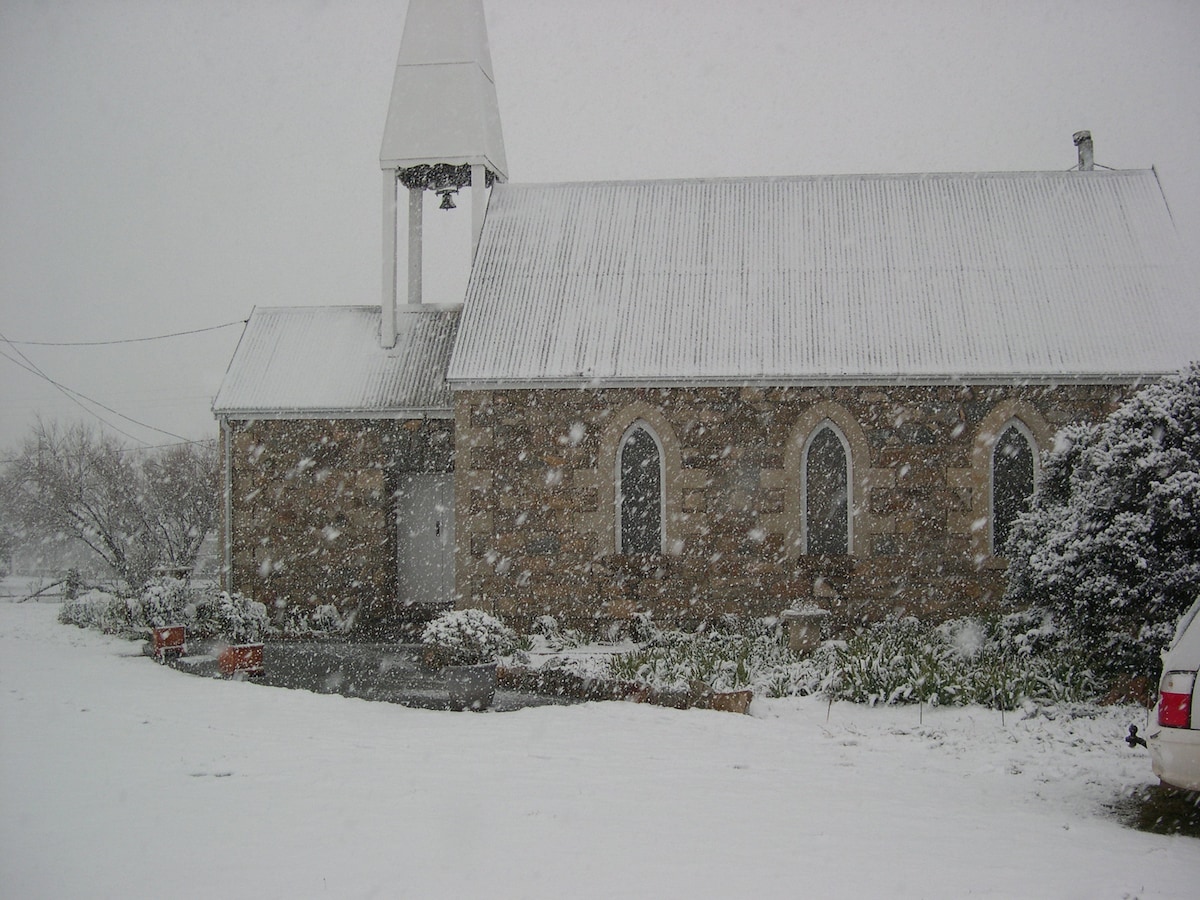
left=805, top=426, right=849, bottom=555
left=992, top=425, right=1035, bottom=554
left=619, top=425, right=662, bottom=554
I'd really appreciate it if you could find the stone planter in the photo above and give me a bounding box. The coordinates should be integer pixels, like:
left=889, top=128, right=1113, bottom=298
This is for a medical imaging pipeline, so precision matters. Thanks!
left=782, top=607, right=830, bottom=655
left=444, top=662, right=498, bottom=711
left=709, top=689, right=754, bottom=714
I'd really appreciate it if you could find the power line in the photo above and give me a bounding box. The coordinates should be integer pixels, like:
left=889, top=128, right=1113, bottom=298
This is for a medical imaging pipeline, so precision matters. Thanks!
left=0, top=335, right=197, bottom=444
left=0, top=344, right=147, bottom=444
left=3, top=319, right=247, bottom=347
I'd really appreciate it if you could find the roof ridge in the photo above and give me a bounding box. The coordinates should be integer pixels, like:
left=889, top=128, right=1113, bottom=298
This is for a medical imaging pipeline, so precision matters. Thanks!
left=252, top=305, right=460, bottom=315
left=496, top=169, right=1152, bottom=191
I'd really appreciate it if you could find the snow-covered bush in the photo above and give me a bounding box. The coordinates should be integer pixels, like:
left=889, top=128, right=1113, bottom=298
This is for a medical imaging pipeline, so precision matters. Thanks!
left=608, top=618, right=795, bottom=693
left=190, top=591, right=269, bottom=643
left=59, top=578, right=268, bottom=643
left=1005, top=363, right=1200, bottom=678
left=276, top=603, right=351, bottom=638
left=825, top=617, right=963, bottom=706
left=602, top=614, right=1098, bottom=708
left=58, top=589, right=137, bottom=634
left=141, top=577, right=193, bottom=627
left=530, top=614, right=586, bottom=651
left=421, top=608, right=516, bottom=666
left=821, top=617, right=1098, bottom=709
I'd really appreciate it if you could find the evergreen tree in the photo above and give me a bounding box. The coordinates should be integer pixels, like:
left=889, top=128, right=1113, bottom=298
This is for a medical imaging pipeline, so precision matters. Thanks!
left=1005, top=363, right=1200, bottom=677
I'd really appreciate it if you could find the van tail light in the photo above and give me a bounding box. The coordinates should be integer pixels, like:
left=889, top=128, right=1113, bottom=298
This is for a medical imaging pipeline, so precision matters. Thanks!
left=1157, top=671, right=1196, bottom=728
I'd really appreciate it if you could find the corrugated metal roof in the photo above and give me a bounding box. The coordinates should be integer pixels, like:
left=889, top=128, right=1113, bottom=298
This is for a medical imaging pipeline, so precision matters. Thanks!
left=448, top=170, right=1198, bottom=385
left=213, top=306, right=458, bottom=417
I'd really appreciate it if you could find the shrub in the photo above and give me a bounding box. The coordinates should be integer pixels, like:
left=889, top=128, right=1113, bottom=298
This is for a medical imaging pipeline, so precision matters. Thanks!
left=59, top=578, right=268, bottom=643
left=530, top=614, right=587, bottom=651
left=421, top=608, right=517, bottom=666
left=1005, top=363, right=1200, bottom=678
left=608, top=618, right=798, bottom=693
left=276, top=603, right=351, bottom=638
left=604, top=614, right=1100, bottom=709
left=820, top=617, right=1099, bottom=709
left=141, top=577, right=193, bottom=628
left=190, top=591, right=269, bottom=643
left=58, top=589, right=135, bottom=634
left=825, top=618, right=963, bottom=706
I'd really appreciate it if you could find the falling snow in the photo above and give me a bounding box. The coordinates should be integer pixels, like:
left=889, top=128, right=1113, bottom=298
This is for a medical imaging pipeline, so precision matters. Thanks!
left=3, top=600, right=1197, bottom=898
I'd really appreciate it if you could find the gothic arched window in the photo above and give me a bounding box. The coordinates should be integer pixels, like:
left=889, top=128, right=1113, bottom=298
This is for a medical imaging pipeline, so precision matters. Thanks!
left=617, top=422, right=664, bottom=555
left=803, top=423, right=850, bottom=555
left=991, top=423, right=1036, bottom=554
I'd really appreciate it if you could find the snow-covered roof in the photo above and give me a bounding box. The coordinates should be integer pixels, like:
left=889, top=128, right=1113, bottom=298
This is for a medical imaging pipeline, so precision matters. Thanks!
left=448, top=170, right=1198, bottom=386
left=379, top=0, right=507, bottom=178
left=213, top=306, right=457, bottom=418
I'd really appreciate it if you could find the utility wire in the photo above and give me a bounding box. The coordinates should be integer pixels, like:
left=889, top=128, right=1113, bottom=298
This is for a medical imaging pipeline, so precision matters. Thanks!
left=0, top=335, right=197, bottom=444
left=0, top=344, right=146, bottom=444
left=4, top=319, right=247, bottom=347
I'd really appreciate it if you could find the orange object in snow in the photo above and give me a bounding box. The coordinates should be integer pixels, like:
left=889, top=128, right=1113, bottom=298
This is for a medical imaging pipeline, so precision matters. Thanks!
left=218, top=643, right=264, bottom=676
left=151, top=625, right=186, bottom=662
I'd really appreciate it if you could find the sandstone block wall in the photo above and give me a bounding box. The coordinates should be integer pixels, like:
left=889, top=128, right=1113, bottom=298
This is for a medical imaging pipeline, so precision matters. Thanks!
left=221, top=417, right=452, bottom=625
left=454, top=384, right=1130, bottom=631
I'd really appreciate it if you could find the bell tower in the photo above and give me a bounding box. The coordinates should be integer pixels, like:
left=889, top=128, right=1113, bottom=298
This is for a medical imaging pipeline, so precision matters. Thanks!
left=379, top=0, right=507, bottom=347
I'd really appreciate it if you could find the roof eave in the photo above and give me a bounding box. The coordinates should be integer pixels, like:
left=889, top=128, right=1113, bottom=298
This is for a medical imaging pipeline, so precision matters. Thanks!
left=446, top=372, right=1161, bottom=391
left=213, top=406, right=454, bottom=421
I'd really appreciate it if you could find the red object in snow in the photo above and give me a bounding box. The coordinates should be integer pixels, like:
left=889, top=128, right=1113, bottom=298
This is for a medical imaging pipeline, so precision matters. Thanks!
left=151, top=625, right=186, bottom=662
left=218, top=643, right=265, bottom=677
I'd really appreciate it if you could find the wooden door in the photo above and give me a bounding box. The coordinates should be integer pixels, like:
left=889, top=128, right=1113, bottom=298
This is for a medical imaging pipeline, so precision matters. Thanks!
left=395, top=473, right=455, bottom=606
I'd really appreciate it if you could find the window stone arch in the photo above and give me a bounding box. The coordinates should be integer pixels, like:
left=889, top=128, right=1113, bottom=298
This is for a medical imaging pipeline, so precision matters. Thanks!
left=952, top=400, right=1053, bottom=563
left=594, top=402, right=684, bottom=557
left=990, top=419, right=1037, bottom=556
left=779, top=402, right=871, bottom=559
left=616, top=421, right=665, bottom=554
left=802, top=422, right=852, bottom=556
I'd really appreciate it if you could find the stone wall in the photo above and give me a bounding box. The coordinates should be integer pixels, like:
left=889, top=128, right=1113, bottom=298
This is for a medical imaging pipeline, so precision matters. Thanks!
left=454, top=383, right=1131, bottom=631
left=221, top=417, right=453, bottom=626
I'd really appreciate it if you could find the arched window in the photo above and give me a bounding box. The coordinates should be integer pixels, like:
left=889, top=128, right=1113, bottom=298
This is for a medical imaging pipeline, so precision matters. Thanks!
left=803, top=423, right=850, bottom=555
left=991, top=423, right=1036, bottom=554
left=617, top=422, right=664, bottom=554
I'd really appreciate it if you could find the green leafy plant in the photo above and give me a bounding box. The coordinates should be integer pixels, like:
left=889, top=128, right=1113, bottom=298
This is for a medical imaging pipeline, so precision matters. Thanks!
left=609, top=618, right=797, bottom=693
left=602, top=613, right=1101, bottom=709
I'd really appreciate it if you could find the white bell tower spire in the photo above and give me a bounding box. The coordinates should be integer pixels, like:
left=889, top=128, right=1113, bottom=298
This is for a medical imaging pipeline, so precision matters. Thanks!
left=379, top=0, right=507, bottom=348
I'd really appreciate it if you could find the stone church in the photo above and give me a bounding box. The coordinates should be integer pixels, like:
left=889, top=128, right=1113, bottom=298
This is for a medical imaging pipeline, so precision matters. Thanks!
left=213, top=0, right=1197, bottom=633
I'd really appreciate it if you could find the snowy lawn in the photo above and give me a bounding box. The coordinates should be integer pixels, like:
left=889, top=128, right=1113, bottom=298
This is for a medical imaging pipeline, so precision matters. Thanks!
left=2, top=601, right=1196, bottom=899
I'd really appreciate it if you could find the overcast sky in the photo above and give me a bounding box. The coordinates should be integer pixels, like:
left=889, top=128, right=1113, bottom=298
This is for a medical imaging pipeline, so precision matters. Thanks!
left=2, top=0, right=1198, bottom=454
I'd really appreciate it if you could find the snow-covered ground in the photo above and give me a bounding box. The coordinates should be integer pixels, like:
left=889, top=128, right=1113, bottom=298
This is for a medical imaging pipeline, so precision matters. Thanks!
left=2, top=601, right=1196, bottom=899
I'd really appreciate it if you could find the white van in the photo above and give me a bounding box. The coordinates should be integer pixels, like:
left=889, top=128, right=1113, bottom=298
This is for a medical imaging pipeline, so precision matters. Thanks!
left=1147, top=597, right=1200, bottom=792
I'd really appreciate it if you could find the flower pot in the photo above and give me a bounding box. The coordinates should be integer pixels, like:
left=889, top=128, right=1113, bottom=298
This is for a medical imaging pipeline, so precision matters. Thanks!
left=218, top=643, right=265, bottom=677
left=444, top=662, right=497, bottom=711
left=151, top=625, right=187, bottom=663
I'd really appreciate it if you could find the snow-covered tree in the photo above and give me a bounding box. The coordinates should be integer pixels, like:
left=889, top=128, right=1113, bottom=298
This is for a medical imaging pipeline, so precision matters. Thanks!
left=1004, top=363, right=1200, bottom=677
left=2, top=421, right=218, bottom=592
left=0, top=472, right=17, bottom=575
